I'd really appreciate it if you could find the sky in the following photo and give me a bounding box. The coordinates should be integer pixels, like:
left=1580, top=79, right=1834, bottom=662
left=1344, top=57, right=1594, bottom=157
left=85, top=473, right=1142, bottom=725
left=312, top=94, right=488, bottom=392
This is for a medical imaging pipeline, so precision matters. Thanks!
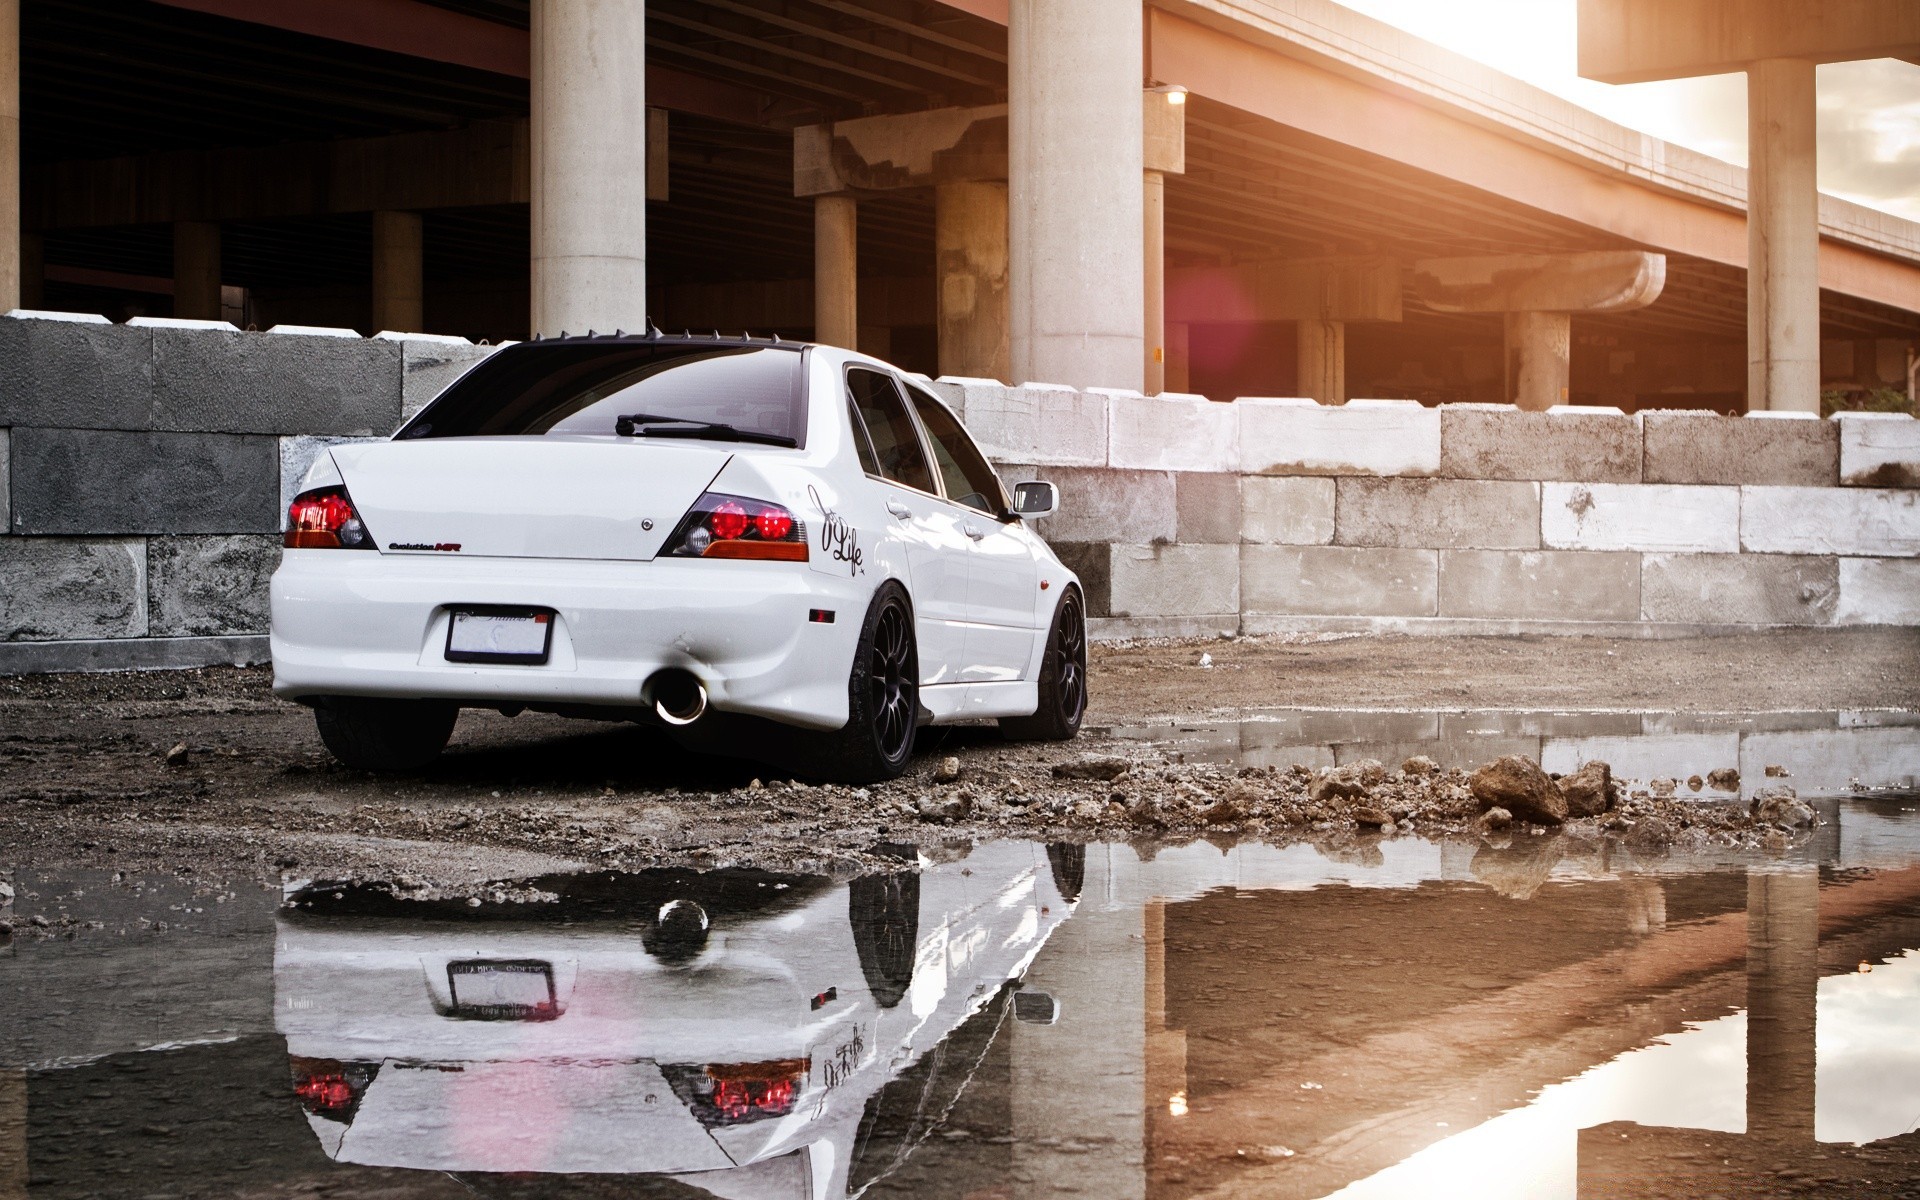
left=1337, top=0, right=1920, bottom=222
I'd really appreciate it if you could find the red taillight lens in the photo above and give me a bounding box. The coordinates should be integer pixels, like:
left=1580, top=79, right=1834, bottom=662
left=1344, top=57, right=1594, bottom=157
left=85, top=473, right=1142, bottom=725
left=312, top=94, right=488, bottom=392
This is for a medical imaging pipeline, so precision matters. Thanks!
left=290, top=1056, right=379, bottom=1123
left=285, top=487, right=375, bottom=550
left=662, top=1059, right=808, bottom=1127
left=663, top=492, right=807, bottom=562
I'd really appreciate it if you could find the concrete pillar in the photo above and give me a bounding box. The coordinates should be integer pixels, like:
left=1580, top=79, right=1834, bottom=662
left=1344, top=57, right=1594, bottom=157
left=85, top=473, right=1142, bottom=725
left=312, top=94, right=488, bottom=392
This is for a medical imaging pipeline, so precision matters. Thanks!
left=1505, top=310, right=1571, bottom=410
left=1745, top=866, right=1818, bottom=1144
left=172, top=221, right=222, bottom=322
left=371, top=210, right=424, bottom=334
left=530, top=0, right=648, bottom=337
left=814, top=194, right=858, bottom=351
left=0, top=0, right=15, bottom=313
left=1144, top=170, right=1167, bottom=395
left=1297, top=317, right=1346, bottom=405
left=935, top=180, right=1009, bottom=381
left=1009, top=0, right=1144, bottom=390
left=1747, top=58, right=1821, bottom=413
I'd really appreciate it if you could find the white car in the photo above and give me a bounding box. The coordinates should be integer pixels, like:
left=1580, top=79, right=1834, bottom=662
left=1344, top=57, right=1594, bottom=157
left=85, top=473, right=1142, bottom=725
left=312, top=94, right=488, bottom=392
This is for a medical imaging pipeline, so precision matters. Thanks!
left=270, top=334, right=1087, bottom=781
left=273, top=842, right=1085, bottom=1195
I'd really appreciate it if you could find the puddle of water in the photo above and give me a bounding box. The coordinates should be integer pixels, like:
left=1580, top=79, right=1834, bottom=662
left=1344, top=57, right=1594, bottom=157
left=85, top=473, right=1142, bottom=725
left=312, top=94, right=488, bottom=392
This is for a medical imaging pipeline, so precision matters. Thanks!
left=1107, top=707, right=1920, bottom=800
left=6, top=820, right=1920, bottom=1198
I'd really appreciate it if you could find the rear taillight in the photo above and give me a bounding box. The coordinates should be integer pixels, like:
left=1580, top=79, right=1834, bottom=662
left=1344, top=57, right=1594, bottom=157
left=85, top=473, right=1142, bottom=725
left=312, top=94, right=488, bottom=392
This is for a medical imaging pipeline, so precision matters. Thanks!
left=290, top=1056, right=379, bottom=1123
left=662, top=1059, right=808, bottom=1126
left=663, top=492, right=807, bottom=562
left=285, top=486, right=375, bottom=550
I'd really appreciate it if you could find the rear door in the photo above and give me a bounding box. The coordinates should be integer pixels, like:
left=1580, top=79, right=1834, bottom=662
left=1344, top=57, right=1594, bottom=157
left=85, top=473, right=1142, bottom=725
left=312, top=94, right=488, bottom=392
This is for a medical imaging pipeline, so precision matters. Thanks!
left=900, top=381, right=1041, bottom=683
left=845, top=368, right=972, bottom=687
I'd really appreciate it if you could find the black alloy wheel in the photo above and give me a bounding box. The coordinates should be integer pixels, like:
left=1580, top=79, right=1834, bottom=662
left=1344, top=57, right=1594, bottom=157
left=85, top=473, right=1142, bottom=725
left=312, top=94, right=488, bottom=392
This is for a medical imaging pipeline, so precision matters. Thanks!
left=999, top=587, right=1087, bottom=742
left=870, top=598, right=916, bottom=765
left=799, top=581, right=920, bottom=782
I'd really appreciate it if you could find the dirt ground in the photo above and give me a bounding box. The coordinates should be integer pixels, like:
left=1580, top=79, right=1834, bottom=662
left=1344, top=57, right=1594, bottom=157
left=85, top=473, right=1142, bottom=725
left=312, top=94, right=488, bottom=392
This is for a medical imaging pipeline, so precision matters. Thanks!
left=3, top=628, right=1917, bottom=897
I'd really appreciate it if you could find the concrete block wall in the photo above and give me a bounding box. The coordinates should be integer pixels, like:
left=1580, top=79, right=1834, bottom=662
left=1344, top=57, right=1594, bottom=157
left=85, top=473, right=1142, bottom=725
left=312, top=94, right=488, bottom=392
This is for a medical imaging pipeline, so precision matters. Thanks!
left=1, top=312, right=498, bottom=672
left=954, top=384, right=1920, bottom=641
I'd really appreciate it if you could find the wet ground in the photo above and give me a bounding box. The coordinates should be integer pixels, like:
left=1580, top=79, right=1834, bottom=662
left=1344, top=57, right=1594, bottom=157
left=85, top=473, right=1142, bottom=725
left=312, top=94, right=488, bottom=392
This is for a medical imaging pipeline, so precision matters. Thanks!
left=4, top=630, right=1920, bottom=1196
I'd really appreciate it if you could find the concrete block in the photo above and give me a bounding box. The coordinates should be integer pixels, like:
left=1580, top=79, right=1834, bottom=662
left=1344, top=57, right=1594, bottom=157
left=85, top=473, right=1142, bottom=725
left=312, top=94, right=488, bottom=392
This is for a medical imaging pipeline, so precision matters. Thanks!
left=1641, top=553, right=1837, bottom=625
left=0, top=537, right=147, bottom=641
left=0, top=311, right=153, bottom=429
left=1836, top=557, right=1920, bottom=625
left=149, top=324, right=402, bottom=435
left=378, top=333, right=500, bottom=419
left=1047, top=542, right=1111, bottom=617
left=934, top=379, right=1108, bottom=467
left=1836, top=411, right=1920, bottom=488
left=1441, top=404, right=1640, bottom=482
left=1541, top=482, right=1739, bottom=552
left=1108, top=391, right=1235, bottom=472
left=1740, top=486, right=1920, bottom=556
left=1109, top=543, right=1238, bottom=617
left=0, top=633, right=269, bottom=675
left=279, top=435, right=380, bottom=526
left=1242, top=545, right=1437, bottom=616
left=1438, top=550, right=1640, bottom=620
left=1176, top=472, right=1240, bottom=544
left=11, top=428, right=280, bottom=535
left=1242, top=476, right=1335, bottom=545
left=147, top=534, right=280, bottom=637
left=1335, top=478, right=1539, bottom=549
left=992, top=464, right=1174, bottom=545
left=0, top=427, right=8, bottom=532
left=1239, top=397, right=1440, bottom=477
left=1642, top=410, right=1837, bottom=486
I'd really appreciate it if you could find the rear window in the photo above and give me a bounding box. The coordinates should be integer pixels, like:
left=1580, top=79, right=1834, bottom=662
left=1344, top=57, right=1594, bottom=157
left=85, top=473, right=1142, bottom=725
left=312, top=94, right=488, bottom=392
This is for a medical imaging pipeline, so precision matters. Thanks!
left=400, top=343, right=808, bottom=446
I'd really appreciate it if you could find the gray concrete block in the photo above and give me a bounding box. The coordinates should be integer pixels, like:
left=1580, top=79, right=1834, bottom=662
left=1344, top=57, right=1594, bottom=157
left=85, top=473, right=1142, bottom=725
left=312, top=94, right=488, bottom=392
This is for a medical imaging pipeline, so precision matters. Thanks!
left=1048, top=542, right=1111, bottom=617
left=1242, top=545, right=1437, bottom=616
left=1176, top=472, right=1241, bottom=544
left=0, top=427, right=8, bottom=532
left=1542, top=482, right=1739, bottom=552
left=1109, top=543, right=1237, bottom=617
left=1109, top=391, right=1235, bottom=472
left=1438, top=550, right=1640, bottom=620
left=1242, top=476, right=1335, bottom=544
left=1641, top=553, right=1838, bottom=625
left=1239, top=397, right=1440, bottom=476
left=382, top=334, right=503, bottom=419
left=149, top=325, right=402, bottom=435
left=147, top=534, right=280, bottom=636
left=11, top=428, right=280, bottom=535
left=1441, top=405, right=1640, bottom=482
left=0, top=313, right=154, bottom=430
left=1836, top=557, right=1920, bottom=625
left=1741, top=486, right=1920, bottom=556
left=999, top=465, right=1173, bottom=545
left=0, top=633, right=269, bottom=675
left=0, top=537, right=147, bottom=641
left=1642, top=411, right=1837, bottom=486
left=1836, top=411, right=1920, bottom=487
left=1335, top=478, right=1539, bottom=549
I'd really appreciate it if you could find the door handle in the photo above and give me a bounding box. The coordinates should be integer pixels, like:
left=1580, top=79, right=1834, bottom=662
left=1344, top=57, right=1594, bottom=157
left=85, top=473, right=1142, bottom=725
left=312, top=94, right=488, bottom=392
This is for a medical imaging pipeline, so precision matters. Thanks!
left=964, top=523, right=986, bottom=541
left=887, top=501, right=913, bottom=520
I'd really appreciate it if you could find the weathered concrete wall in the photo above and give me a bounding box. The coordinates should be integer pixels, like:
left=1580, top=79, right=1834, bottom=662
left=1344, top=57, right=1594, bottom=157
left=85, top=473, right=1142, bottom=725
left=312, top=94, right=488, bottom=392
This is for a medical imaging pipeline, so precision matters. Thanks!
left=940, top=379, right=1920, bottom=641
left=2, top=311, right=1916, bottom=672
left=0, top=313, right=498, bottom=672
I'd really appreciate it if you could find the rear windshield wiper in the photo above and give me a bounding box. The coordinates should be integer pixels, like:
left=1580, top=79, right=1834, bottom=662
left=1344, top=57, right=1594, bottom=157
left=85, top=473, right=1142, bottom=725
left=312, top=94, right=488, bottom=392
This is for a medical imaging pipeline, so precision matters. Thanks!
left=614, top=412, right=796, bottom=447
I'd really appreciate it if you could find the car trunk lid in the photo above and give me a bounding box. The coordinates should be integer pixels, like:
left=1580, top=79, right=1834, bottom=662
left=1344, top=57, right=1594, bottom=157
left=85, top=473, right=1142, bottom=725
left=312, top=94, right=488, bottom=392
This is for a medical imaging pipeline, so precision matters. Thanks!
left=331, top=438, right=728, bottom=562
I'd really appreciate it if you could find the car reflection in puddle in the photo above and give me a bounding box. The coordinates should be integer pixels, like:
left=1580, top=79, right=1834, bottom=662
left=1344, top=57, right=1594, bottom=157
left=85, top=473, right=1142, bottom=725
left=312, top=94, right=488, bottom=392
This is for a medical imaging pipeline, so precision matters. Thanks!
left=272, top=841, right=1086, bottom=1197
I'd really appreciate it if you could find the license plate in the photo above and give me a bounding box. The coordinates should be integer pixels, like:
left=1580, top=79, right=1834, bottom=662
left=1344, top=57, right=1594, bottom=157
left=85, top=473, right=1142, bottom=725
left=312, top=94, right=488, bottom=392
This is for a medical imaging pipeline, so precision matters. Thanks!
left=445, top=607, right=554, bottom=664
left=448, top=960, right=557, bottom=1020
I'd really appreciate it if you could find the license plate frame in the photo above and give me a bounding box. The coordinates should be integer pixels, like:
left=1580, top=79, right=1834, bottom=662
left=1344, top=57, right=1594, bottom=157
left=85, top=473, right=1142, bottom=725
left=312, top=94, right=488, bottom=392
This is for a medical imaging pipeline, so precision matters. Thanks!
left=445, top=606, right=555, bottom=665
left=447, top=959, right=558, bottom=1021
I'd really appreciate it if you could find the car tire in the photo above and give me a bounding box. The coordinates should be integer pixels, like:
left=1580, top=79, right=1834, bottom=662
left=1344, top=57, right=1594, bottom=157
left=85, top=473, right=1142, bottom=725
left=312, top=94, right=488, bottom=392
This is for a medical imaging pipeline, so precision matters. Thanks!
left=999, top=587, right=1087, bottom=742
left=802, top=581, right=920, bottom=783
left=312, top=696, right=458, bottom=772
left=848, top=868, right=919, bottom=1008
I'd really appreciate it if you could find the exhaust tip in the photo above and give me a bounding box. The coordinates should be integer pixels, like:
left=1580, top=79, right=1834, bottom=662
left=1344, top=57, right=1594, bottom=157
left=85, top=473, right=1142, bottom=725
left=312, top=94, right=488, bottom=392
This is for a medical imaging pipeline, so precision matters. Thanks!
left=651, top=670, right=708, bottom=726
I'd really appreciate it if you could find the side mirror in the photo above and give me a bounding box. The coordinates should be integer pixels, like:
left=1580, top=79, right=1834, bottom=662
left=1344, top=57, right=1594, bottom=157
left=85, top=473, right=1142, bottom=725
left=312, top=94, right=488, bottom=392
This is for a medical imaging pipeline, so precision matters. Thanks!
left=1011, top=480, right=1058, bottom=520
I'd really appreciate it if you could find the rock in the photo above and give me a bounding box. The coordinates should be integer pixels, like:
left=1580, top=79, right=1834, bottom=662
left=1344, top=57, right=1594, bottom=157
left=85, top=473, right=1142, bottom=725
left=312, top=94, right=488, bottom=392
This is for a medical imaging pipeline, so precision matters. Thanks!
left=1752, top=786, right=1815, bottom=828
left=1401, top=755, right=1440, bottom=777
left=1557, top=761, right=1616, bottom=819
left=164, top=742, right=190, bottom=767
left=1476, top=806, right=1513, bottom=832
left=1686, top=774, right=1703, bottom=792
left=1468, top=756, right=1567, bottom=825
left=1052, top=756, right=1131, bottom=782
left=1310, top=767, right=1369, bottom=804
left=1353, top=807, right=1393, bottom=829
left=1197, top=652, right=1213, bottom=668
left=1707, top=767, right=1740, bottom=792
left=933, top=756, right=962, bottom=784
left=1470, top=837, right=1564, bottom=900
left=916, top=792, right=969, bottom=822
left=1648, top=777, right=1677, bottom=798
left=1353, top=759, right=1388, bottom=787
left=29, top=914, right=50, bottom=928
left=1764, top=764, right=1790, bottom=778
left=1200, top=799, right=1246, bottom=825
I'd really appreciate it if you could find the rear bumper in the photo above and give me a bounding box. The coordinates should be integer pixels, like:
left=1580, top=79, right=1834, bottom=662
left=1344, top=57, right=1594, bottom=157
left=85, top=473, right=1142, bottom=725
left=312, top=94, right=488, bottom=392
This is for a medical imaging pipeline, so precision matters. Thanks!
left=269, top=550, right=868, bottom=730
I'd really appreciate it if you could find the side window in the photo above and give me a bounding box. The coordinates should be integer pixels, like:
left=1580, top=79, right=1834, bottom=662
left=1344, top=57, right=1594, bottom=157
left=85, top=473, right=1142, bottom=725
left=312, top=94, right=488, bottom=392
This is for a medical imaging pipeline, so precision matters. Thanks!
left=846, top=368, right=935, bottom=494
left=904, top=383, right=1007, bottom=516
left=845, top=397, right=882, bottom=476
